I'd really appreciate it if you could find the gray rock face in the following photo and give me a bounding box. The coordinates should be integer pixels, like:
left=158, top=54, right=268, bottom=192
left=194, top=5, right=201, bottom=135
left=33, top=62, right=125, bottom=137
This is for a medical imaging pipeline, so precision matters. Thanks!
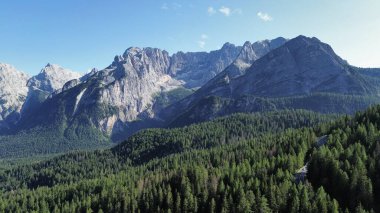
left=80, top=68, right=98, bottom=82
left=162, top=36, right=380, bottom=124
left=221, top=37, right=288, bottom=79
left=231, top=36, right=376, bottom=97
left=198, top=36, right=377, bottom=99
left=49, top=47, right=182, bottom=135
left=169, top=43, right=242, bottom=88
left=27, top=63, right=82, bottom=93
left=19, top=38, right=285, bottom=138
left=168, top=37, right=287, bottom=89
left=0, top=63, right=83, bottom=131
left=3, top=37, right=287, bottom=139
left=0, top=63, right=29, bottom=130
left=98, top=47, right=181, bottom=127
left=160, top=37, right=288, bottom=119
left=92, top=38, right=286, bottom=133
left=234, top=37, right=288, bottom=74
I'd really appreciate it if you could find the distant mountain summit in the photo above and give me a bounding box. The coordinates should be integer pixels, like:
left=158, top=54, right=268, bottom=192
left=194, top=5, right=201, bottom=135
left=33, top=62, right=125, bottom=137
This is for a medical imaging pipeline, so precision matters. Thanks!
left=4, top=35, right=379, bottom=158
left=231, top=36, right=375, bottom=97
left=169, top=42, right=242, bottom=88
left=27, top=63, right=82, bottom=93
left=0, top=63, right=82, bottom=132
left=0, top=63, right=29, bottom=130
left=169, top=37, right=287, bottom=88
left=201, top=35, right=376, bottom=98
left=162, top=36, right=380, bottom=126
left=11, top=37, right=286, bottom=140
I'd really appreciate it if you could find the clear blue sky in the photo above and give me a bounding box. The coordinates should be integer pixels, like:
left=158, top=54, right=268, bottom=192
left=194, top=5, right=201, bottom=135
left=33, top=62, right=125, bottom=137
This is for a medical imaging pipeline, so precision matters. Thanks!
left=0, top=0, right=379, bottom=75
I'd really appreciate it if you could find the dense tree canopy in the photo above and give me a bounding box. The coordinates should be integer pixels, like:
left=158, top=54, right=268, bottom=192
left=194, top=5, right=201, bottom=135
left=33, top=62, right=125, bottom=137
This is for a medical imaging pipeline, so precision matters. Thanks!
left=0, top=107, right=379, bottom=212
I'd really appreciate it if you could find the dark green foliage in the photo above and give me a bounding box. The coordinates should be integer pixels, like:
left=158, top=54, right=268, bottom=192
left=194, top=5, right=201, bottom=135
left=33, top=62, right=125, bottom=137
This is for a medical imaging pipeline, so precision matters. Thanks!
left=308, top=105, right=380, bottom=212
left=0, top=132, right=336, bottom=212
left=0, top=110, right=344, bottom=212
left=0, top=84, right=114, bottom=158
left=117, top=110, right=336, bottom=164
left=0, top=125, right=110, bottom=159
left=0, top=87, right=192, bottom=159
left=1, top=110, right=332, bottom=190
left=169, top=93, right=380, bottom=127
left=3, top=105, right=380, bottom=212
left=153, top=87, right=194, bottom=110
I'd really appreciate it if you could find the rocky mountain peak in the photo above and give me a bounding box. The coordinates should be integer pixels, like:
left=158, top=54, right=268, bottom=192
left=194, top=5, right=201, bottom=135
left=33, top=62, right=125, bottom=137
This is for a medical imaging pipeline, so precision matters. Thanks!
left=80, top=68, right=98, bottom=82
left=48, top=47, right=181, bottom=136
left=218, top=37, right=289, bottom=80
left=160, top=36, right=380, bottom=127
left=242, top=41, right=252, bottom=48
left=123, top=47, right=142, bottom=57
left=109, top=47, right=172, bottom=78
left=284, top=35, right=325, bottom=51
left=113, top=55, right=125, bottom=64
left=27, top=64, right=82, bottom=93
left=230, top=35, right=372, bottom=97
left=0, top=63, right=29, bottom=129
left=221, top=42, right=236, bottom=50
left=0, top=63, right=29, bottom=90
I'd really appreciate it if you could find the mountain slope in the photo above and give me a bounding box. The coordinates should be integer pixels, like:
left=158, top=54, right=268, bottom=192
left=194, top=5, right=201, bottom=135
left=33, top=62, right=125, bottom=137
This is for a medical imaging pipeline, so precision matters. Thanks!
left=0, top=63, right=83, bottom=133
left=1, top=110, right=334, bottom=188
left=21, top=64, right=82, bottom=117
left=0, top=63, right=29, bottom=132
left=0, top=110, right=344, bottom=212
left=307, top=105, right=380, bottom=211
left=192, top=36, right=377, bottom=99
left=27, top=63, right=82, bottom=93
left=169, top=37, right=287, bottom=88
left=5, top=38, right=286, bottom=142
left=163, top=36, right=380, bottom=126
left=231, top=36, right=376, bottom=97
left=4, top=36, right=379, bottom=158
left=6, top=47, right=183, bottom=153
left=4, top=100, right=380, bottom=212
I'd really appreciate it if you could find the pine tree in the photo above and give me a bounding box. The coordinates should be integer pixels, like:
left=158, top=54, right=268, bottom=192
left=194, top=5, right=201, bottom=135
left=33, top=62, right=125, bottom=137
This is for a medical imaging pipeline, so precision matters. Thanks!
left=258, top=196, right=270, bottom=213
left=209, top=198, right=216, bottom=213
left=315, top=187, right=328, bottom=213
left=175, top=192, right=181, bottom=213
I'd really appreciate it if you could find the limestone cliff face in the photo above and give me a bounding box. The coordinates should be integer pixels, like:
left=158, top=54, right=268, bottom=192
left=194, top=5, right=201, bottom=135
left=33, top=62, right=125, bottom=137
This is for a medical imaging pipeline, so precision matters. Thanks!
left=46, top=47, right=182, bottom=135
left=169, top=42, right=242, bottom=88
left=74, top=39, right=286, bottom=135
left=231, top=36, right=375, bottom=97
left=27, top=63, right=82, bottom=93
left=0, top=63, right=29, bottom=130
left=161, top=36, right=380, bottom=125
left=0, top=63, right=83, bottom=131
left=95, top=47, right=181, bottom=132
left=167, top=37, right=287, bottom=88
left=2, top=37, right=288, bottom=138
left=194, top=36, right=374, bottom=99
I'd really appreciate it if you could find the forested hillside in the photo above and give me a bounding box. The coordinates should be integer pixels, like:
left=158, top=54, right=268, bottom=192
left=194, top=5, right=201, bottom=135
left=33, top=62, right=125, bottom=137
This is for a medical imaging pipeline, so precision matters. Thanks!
left=1, top=110, right=332, bottom=189
left=0, top=110, right=343, bottom=212
left=168, top=93, right=380, bottom=127
left=2, top=106, right=380, bottom=212
left=308, top=105, right=380, bottom=212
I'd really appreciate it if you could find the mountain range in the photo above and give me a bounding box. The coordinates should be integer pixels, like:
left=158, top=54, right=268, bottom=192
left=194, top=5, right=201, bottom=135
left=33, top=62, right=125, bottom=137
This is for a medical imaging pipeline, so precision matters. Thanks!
left=1, top=35, right=380, bottom=158
left=161, top=36, right=380, bottom=126
left=0, top=37, right=286, bottom=134
left=0, top=63, right=81, bottom=132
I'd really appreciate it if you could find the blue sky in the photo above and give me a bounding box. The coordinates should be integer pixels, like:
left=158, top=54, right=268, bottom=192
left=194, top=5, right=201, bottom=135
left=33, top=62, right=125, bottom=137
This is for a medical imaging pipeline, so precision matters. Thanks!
left=0, top=0, right=379, bottom=75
